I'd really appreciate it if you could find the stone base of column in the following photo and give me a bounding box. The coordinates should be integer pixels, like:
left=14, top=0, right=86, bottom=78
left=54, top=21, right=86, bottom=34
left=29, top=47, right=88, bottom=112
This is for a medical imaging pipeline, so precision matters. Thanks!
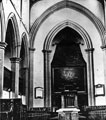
left=56, top=107, right=80, bottom=120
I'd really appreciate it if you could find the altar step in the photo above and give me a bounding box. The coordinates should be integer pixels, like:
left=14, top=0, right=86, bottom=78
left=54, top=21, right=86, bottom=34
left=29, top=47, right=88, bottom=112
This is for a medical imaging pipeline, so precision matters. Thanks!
left=49, top=112, right=87, bottom=120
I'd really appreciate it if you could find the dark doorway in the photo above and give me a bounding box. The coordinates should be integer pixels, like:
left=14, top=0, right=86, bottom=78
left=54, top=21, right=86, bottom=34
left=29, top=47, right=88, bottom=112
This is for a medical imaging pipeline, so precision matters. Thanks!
left=51, top=27, right=88, bottom=111
left=4, top=20, right=15, bottom=93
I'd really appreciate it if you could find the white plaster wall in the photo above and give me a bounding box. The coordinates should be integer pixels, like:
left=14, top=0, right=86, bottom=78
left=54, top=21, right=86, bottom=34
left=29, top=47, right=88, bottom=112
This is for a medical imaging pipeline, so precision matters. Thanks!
left=33, top=49, right=44, bottom=107
left=30, top=0, right=62, bottom=26
left=30, top=0, right=104, bottom=27
left=70, top=0, right=104, bottom=24
left=4, top=56, right=11, bottom=70
left=10, top=0, right=21, bottom=15
left=33, top=8, right=105, bottom=107
left=22, top=0, right=29, bottom=31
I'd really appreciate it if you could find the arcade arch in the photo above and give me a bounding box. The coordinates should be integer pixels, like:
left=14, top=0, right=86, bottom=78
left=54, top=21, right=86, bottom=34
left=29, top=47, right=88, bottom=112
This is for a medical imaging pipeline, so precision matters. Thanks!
left=4, top=15, right=20, bottom=98
left=19, top=33, right=29, bottom=105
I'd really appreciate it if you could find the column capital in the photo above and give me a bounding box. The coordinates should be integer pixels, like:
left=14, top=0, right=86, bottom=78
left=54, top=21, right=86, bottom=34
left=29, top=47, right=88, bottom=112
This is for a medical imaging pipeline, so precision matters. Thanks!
left=29, top=47, right=36, bottom=51
left=101, top=45, right=106, bottom=50
left=85, top=48, right=94, bottom=52
left=21, top=67, right=29, bottom=70
left=10, top=57, right=21, bottom=63
left=0, top=42, right=7, bottom=49
left=42, top=49, right=52, bottom=53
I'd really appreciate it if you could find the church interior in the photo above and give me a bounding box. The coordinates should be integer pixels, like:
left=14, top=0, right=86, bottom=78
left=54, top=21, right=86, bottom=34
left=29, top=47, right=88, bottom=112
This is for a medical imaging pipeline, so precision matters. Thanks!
left=0, top=0, right=106, bottom=120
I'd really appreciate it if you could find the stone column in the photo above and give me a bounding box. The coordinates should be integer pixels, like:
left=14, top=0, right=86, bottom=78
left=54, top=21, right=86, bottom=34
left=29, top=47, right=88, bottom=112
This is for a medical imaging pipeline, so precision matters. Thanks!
left=22, top=67, right=29, bottom=107
left=10, top=57, right=21, bottom=98
left=1, top=3, right=6, bottom=43
left=0, top=42, right=7, bottom=98
left=101, top=44, right=106, bottom=102
left=42, top=50, right=51, bottom=107
left=85, top=48, right=95, bottom=106
left=29, top=48, right=35, bottom=108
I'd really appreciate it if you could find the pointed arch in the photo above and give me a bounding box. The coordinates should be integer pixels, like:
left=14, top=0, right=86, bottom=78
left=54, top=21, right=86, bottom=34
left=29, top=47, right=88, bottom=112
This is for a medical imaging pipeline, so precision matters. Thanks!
left=43, top=20, right=95, bottom=107
left=20, top=32, right=29, bottom=68
left=30, top=0, right=105, bottom=48
left=6, top=13, right=20, bottom=57
left=43, top=20, right=92, bottom=50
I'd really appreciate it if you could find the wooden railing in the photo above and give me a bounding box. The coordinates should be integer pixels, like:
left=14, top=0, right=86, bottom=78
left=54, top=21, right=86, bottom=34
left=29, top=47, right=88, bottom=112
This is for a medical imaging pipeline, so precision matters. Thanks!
left=27, top=106, right=106, bottom=120
left=81, top=106, right=106, bottom=120
left=1, top=99, right=106, bottom=120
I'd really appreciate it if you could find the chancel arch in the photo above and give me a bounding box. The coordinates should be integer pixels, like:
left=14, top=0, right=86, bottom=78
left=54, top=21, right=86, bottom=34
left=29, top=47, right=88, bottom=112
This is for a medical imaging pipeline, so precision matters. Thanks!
left=43, top=20, right=95, bottom=109
left=30, top=0, right=105, bottom=48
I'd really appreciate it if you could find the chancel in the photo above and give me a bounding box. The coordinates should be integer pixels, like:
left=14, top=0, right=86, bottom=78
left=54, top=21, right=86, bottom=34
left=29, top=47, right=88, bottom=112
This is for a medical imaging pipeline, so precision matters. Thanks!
left=0, top=0, right=106, bottom=120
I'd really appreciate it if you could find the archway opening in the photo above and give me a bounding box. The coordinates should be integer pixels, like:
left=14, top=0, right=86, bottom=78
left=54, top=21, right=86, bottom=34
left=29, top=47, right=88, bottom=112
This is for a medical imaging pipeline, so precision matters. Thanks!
left=19, top=36, right=28, bottom=105
left=3, top=20, right=15, bottom=98
left=19, top=40, right=26, bottom=98
left=51, top=27, right=88, bottom=111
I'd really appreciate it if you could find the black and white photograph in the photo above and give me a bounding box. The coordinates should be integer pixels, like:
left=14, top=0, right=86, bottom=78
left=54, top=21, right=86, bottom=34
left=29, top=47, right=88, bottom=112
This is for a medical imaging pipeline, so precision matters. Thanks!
left=0, top=0, right=106, bottom=120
